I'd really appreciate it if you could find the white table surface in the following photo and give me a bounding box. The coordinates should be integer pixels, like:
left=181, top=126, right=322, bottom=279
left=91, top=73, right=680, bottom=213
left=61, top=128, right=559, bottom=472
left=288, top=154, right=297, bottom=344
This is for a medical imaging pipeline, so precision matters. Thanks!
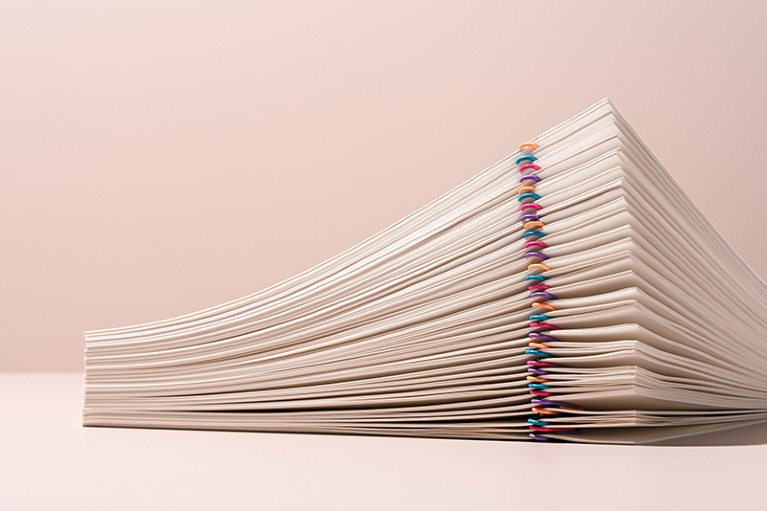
left=1, top=373, right=765, bottom=510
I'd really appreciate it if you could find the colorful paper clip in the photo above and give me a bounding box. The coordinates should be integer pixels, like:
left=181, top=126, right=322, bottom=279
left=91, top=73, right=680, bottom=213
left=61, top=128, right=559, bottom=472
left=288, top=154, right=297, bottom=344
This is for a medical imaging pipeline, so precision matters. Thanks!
left=516, top=140, right=580, bottom=442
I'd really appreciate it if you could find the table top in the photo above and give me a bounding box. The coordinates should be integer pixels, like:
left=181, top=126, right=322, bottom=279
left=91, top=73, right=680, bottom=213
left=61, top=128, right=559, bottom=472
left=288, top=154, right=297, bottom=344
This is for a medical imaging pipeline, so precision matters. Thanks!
left=1, top=372, right=765, bottom=510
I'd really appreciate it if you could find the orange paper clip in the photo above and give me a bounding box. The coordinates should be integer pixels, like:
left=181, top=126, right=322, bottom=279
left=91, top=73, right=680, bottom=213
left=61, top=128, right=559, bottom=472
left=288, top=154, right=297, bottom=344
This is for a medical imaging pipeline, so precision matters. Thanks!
left=523, top=221, right=545, bottom=230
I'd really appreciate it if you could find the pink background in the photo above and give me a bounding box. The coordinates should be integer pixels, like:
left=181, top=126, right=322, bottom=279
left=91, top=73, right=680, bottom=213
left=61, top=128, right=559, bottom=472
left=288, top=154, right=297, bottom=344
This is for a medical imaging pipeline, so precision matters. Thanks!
left=2, top=0, right=766, bottom=371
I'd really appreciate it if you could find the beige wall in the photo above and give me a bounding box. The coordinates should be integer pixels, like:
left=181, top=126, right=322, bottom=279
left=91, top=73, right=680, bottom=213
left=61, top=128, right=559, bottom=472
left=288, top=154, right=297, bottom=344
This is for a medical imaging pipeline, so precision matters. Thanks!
left=2, top=0, right=766, bottom=370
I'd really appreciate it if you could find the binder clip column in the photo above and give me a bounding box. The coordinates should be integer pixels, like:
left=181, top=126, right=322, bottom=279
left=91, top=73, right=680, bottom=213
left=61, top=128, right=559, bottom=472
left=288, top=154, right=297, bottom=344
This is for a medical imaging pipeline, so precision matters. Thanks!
left=517, top=142, right=580, bottom=441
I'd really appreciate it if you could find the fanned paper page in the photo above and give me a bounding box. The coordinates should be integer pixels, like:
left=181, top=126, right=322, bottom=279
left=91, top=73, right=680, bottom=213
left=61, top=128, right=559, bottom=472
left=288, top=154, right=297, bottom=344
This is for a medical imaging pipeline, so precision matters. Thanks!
left=83, top=98, right=767, bottom=444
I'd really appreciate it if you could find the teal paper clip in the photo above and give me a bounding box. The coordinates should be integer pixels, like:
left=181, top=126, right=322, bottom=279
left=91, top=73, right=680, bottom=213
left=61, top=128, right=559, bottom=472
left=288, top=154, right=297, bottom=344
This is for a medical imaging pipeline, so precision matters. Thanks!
left=516, top=155, right=537, bottom=164
left=518, top=192, right=541, bottom=202
left=525, top=349, right=554, bottom=358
